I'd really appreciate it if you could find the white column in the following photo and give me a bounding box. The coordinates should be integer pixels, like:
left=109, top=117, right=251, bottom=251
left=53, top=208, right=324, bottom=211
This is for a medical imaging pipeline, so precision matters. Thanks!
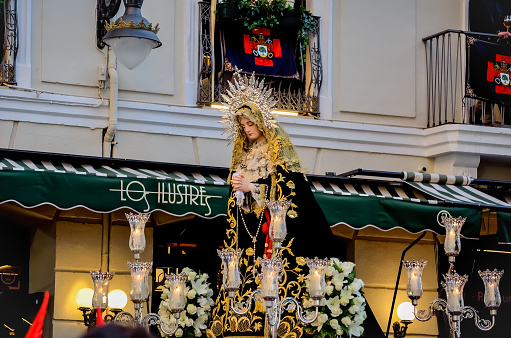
left=14, top=0, right=32, bottom=87
left=185, top=0, right=199, bottom=106
left=309, top=0, right=334, bottom=120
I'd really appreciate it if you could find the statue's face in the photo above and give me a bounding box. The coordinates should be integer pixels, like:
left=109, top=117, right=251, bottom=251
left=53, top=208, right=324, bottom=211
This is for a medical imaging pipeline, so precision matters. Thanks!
left=239, top=117, right=264, bottom=143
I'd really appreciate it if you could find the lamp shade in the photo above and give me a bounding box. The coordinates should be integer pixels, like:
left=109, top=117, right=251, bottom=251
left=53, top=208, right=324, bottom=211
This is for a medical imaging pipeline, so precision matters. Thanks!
left=126, top=212, right=150, bottom=257
left=218, top=248, right=243, bottom=296
left=403, top=260, right=427, bottom=302
left=305, top=257, right=330, bottom=301
left=397, top=302, right=415, bottom=321
left=90, top=271, right=115, bottom=310
left=266, top=199, right=292, bottom=249
left=76, top=288, right=94, bottom=308
left=128, top=261, right=152, bottom=302
left=108, top=289, right=128, bottom=309
left=103, top=0, right=161, bottom=70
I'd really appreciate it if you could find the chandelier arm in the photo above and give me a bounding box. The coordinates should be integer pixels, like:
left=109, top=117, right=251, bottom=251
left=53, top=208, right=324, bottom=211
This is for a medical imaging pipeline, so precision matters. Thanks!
left=157, top=315, right=180, bottom=336
left=462, top=306, right=495, bottom=331
left=142, top=313, right=161, bottom=328
left=113, top=311, right=136, bottom=327
left=280, top=297, right=319, bottom=324
left=230, top=289, right=262, bottom=315
left=414, top=298, right=447, bottom=321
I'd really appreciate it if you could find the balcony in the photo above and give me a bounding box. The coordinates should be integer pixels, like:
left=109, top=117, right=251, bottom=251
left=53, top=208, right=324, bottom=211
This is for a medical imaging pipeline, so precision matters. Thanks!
left=196, top=1, right=322, bottom=116
left=424, top=29, right=511, bottom=128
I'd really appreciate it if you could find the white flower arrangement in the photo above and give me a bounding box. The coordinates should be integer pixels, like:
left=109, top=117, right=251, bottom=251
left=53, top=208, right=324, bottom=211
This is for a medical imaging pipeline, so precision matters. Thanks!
left=159, top=267, right=215, bottom=338
left=303, top=258, right=367, bottom=338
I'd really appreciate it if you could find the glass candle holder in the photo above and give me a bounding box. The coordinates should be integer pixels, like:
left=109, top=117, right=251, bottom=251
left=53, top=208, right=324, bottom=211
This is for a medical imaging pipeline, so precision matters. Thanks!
left=443, top=216, right=466, bottom=262
left=305, top=257, right=330, bottom=306
left=127, top=261, right=152, bottom=303
left=90, top=271, right=114, bottom=310
left=126, top=212, right=150, bottom=259
left=266, top=199, right=292, bottom=250
left=165, top=272, right=187, bottom=315
left=478, top=269, right=504, bottom=311
left=403, top=260, right=427, bottom=305
left=442, top=272, right=468, bottom=317
left=260, top=256, right=283, bottom=302
left=218, top=248, right=243, bottom=297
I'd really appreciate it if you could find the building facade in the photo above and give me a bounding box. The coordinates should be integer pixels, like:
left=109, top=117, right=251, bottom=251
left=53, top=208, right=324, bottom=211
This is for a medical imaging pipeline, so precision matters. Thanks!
left=1, top=1, right=510, bottom=337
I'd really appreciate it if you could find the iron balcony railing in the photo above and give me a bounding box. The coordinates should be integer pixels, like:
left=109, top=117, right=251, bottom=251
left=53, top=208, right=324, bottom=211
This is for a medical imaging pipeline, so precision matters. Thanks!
left=423, top=29, right=511, bottom=128
left=197, top=1, right=322, bottom=116
left=0, top=0, right=17, bottom=85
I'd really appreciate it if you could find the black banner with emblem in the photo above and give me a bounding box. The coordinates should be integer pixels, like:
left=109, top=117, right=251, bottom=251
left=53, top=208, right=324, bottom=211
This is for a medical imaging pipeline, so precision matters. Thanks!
left=466, top=38, right=511, bottom=105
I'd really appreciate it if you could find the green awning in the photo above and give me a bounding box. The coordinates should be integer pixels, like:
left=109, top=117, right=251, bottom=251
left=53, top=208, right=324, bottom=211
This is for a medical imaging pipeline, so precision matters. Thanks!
left=3, top=155, right=507, bottom=238
left=0, top=157, right=230, bottom=218
left=404, top=181, right=511, bottom=210
left=497, top=212, right=511, bottom=243
left=310, top=179, right=482, bottom=238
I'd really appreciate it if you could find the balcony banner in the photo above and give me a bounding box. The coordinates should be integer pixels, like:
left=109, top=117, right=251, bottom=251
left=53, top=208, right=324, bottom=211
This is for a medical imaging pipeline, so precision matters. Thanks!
left=466, top=38, right=511, bottom=105
left=223, top=26, right=300, bottom=79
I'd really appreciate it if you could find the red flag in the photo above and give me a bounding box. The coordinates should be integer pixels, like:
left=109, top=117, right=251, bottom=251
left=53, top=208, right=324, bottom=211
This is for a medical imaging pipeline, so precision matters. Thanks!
left=25, top=291, right=49, bottom=338
left=95, top=307, right=105, bottom=327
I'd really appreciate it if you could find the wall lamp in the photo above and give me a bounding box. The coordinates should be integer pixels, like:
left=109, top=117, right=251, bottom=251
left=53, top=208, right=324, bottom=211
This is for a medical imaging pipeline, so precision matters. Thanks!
left=97, top=0, right=162, bottom=70
left=76, top=286, right=128, bottom=328
left=392, top=302, right=414, bottom=338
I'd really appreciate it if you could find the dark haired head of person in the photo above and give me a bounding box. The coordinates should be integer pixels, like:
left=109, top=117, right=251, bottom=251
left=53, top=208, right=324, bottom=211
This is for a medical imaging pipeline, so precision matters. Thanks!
left=81, top=324, right=157, bottom=338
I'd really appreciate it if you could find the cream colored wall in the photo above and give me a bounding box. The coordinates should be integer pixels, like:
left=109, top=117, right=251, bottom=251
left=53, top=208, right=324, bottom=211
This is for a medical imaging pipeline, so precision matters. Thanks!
left=331, top=0, right=465, bottom=128
left=10, top=122, right=103, bottom=156
left=32, top=0, right=182, bottom=105
left=352, top=229, right=439, bottom=337
left=52, top=218, right=153, bottom=338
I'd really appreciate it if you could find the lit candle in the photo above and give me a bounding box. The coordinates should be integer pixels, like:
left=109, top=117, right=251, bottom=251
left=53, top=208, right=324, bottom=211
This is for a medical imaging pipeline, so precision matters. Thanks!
left=488, top=283, right=496, bottom=303
left=445, top=229, right=456, bottom=253
left=262, top=271, right=279, bottom=298
left=448, top=288, right=461, bottom=312
left=170, top=285, right=183, bottom=309
left=228, top=259, right=239, bottom=288
left=309, top=270, right=322, bottom=297
left=409, top=273, right=420, bottom=295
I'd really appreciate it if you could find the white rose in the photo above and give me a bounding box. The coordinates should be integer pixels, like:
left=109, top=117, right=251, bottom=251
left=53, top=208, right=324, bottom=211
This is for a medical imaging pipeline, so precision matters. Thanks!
left=330, top=306, right=342, bottom=317
left=336, top=328, right=344, bottom=336
left=201, top=273, right=208, bottom=281
left=188, top=289, right=197, bottom=299
left=325, top=285, right=334, bottom=295
left=188, top=271, right=197, bottom=280
left=175, top=328, right=183, bottom=337
left=334, top=281, right=344, bottom=291
left=341, top=316, right=352, bottom=327
left=329, top=319, right=340, bottom=329
left=187, top=304, right=197, bottom=315
left=313, top=313, right=329, bottom=331
left=302, top=298, right=313, bottom=309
